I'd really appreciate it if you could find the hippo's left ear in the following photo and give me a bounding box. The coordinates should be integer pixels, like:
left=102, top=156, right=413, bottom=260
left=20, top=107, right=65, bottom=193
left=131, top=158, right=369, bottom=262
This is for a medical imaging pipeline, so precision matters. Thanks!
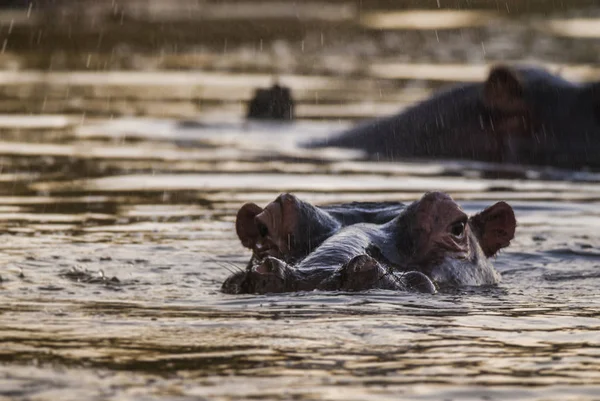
left=469, top=201, right=516, bottom=257
left=482, top=65, right=528, bottom=113
left=235, top=203, right=264, bottom=249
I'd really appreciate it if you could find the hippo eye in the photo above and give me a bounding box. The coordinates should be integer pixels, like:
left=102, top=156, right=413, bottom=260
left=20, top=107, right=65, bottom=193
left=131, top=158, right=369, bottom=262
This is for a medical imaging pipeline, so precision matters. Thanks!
left=256, top=221, right=269, bottom=237
left=450, top=221, right=466, bottom=238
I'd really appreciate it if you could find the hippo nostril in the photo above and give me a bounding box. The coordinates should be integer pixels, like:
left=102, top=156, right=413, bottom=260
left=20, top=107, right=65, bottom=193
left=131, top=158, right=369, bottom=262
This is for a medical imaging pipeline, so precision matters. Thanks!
left=404, top=271, right=437, bottom=294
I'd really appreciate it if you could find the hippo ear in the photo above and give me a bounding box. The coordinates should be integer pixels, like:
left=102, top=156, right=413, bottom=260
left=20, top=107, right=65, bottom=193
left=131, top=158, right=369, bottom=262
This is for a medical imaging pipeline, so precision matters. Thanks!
left=253, top=193, right=300, bottom=249
left=483, top=66, right=527, bottom=113
left=235, top=203, right=264, bottom=248
left=469, top=201, right=516, bottom=257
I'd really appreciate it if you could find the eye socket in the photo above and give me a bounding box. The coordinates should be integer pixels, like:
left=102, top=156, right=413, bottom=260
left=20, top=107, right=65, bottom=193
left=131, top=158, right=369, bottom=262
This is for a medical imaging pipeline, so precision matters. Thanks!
left=256, top=221, right=269, bottom=237
left=450, top=221, right=466, bottom=237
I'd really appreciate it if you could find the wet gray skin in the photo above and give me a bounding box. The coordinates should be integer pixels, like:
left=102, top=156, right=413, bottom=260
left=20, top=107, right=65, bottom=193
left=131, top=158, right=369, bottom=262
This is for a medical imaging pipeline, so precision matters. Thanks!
left=317, top=255, right=437, bottom=294
left=222, top=192, right=516, bottom=294
left=221, top=254, right=436, bottom=295
left=236, top=193, right=405, bottom=266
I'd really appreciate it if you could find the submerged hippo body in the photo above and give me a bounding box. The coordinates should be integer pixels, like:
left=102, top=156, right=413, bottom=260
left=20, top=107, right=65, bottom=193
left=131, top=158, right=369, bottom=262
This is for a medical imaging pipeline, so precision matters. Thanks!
left=222, top=192, right=516, bottom=295
left=306, top=65, right=600, bottom=169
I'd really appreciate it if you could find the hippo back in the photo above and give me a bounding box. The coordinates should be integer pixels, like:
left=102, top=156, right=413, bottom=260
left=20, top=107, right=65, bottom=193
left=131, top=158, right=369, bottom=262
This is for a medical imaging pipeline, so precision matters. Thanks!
left=305, top=65, right=600, bottom=169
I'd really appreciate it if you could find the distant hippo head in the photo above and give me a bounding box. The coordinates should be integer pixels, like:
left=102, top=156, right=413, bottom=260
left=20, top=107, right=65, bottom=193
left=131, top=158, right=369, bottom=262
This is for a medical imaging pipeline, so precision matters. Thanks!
left=247, top=84, right=295, bottom=121
left=393, top=192, right=516, bottom=287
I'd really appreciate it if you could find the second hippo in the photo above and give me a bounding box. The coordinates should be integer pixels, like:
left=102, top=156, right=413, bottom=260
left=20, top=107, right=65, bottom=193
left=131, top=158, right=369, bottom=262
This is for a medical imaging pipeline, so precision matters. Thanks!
left=306, top=65, right=600, bottom=170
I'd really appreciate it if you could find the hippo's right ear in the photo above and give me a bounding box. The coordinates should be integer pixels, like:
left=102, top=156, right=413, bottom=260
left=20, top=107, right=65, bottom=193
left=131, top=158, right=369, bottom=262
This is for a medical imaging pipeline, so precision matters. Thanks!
left=469, top=201, right=516, bottom=257
left=483, top=65, right=527, bottom=113
left=236, top=203, right=264, bottom=248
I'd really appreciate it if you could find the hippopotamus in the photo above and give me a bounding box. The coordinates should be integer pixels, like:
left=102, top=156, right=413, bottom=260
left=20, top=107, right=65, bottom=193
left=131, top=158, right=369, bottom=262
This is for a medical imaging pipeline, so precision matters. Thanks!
left=305, top=65, right=600, bottom=170
left=247, top=83, right=295, bottom=121
left=222, top=192, right=516, bottom=295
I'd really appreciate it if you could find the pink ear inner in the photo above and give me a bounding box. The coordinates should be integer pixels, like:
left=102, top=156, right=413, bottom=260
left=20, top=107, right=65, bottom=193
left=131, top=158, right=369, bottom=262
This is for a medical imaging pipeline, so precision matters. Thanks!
left=235, top=203, right=264, bottom=249
left=470, top=201, right=516, bottom=257
left=253, top=193, right=300, bottom=256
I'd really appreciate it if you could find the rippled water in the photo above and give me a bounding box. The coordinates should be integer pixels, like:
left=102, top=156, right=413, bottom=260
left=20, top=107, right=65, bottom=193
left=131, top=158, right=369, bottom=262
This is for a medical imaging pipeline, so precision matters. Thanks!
left=1, top=117, right=599, bottom=400
left=1, top=1, right=600, bottom=400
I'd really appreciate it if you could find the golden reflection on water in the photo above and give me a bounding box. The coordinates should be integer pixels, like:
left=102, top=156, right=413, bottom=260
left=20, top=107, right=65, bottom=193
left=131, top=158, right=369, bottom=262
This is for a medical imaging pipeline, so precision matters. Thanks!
left=541, top=18, right=600, bottom=38
left=360, top=10, right=501, bottom=30
left=0, top=112, right=599, bottom=399
left=370, top=62, right=600, bottom=82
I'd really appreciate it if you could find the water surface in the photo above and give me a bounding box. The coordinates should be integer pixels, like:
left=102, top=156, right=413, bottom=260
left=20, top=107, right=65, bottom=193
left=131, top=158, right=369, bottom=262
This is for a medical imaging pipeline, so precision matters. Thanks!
left=1, top=1, right=600, bottom=400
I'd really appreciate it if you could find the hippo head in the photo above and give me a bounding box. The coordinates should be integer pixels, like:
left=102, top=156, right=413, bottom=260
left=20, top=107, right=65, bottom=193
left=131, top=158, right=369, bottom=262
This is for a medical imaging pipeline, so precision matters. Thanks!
left=236, top=193, right=338, bottom=264
left=393, top=192, right=516, bottom=288
left=247, top=84, right=295, bottom=121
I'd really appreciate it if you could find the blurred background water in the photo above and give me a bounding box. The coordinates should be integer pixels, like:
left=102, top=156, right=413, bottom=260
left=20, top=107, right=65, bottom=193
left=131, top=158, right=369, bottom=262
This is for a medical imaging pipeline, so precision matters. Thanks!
left=0, top=1, right=599, bottom=400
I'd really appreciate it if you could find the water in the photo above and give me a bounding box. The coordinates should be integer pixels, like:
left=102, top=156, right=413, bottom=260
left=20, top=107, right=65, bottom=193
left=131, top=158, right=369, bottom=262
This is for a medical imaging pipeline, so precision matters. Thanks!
left=1, top=1, right=600, bottom=400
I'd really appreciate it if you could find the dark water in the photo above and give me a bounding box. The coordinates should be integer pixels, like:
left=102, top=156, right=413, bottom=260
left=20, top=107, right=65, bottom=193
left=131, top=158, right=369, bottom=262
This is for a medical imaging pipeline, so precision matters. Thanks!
left=1, top=2, right=600, bottom=400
